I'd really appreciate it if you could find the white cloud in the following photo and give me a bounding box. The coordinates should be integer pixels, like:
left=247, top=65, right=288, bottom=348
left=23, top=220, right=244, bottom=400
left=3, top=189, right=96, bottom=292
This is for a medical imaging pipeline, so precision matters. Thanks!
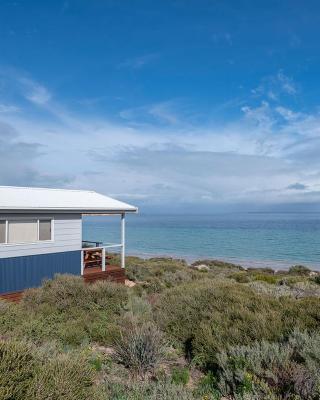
left=0, top=70, right=319, bottom=209
left=118, top=53, right=160, bottom=69
left=19, top=77, right=52, bottom=105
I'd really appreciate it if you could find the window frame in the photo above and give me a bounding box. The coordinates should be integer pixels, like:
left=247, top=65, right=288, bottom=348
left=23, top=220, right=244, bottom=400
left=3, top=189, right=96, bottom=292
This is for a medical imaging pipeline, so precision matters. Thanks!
left=0, top=216, right=54, bottom=246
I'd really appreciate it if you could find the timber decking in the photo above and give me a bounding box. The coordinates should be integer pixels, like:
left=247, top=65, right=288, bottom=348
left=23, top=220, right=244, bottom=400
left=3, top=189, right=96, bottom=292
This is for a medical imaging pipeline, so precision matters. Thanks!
left=83, top=265, right=126, bottom=284
left=0, top=291, right=23, bottom=303
left=0, top=265, right=126, bottom=302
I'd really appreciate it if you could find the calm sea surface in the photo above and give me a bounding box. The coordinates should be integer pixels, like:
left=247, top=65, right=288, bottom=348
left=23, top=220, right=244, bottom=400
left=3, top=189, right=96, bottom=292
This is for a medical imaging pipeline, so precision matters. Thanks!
left=83, top=213, right=320, bottom=270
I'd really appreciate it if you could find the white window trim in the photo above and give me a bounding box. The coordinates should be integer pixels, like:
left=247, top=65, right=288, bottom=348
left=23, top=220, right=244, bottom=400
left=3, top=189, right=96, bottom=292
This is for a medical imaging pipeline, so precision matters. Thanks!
left=0, top=217, right=54, bottom=246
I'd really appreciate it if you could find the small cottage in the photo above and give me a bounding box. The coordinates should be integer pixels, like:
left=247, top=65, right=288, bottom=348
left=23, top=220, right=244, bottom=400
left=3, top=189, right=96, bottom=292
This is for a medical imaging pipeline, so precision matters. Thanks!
left=0, top=186, right=137, bottom=298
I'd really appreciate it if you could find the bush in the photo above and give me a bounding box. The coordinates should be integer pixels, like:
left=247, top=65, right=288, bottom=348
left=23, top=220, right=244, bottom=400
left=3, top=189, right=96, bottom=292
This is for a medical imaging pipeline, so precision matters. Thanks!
left=289, top=265, right=311, bottom=276
left=252, top=274, right=278, bottom=284
left=230, top=272, right=251, bottom=283
left=0, top=339, right=37, bottom=400
left=171, top=367, right=190, bottom=385
left=312, top=275, right=320, bottom=285
left=22, top=274, right=90, bottom=312
left=113, top=321, right=166, bottom=375
left=27, top=354, right=96, bottom=400
left=102, top=379, right=195, bottom=400
left=154, top=279, right=320, bottom=368
left=195, top=372, right=220, bottom=399
left=214, top=330, right=320, bottom=399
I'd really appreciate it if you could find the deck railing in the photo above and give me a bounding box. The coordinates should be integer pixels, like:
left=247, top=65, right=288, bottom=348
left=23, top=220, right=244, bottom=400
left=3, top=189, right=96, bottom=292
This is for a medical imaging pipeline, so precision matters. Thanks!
left=81, top=242, right=123, bottom=275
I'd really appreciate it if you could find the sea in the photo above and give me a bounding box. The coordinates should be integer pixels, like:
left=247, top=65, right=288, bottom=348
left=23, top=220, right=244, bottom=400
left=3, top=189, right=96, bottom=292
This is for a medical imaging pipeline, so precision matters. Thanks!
left=82, top=213, right=320, bottom=270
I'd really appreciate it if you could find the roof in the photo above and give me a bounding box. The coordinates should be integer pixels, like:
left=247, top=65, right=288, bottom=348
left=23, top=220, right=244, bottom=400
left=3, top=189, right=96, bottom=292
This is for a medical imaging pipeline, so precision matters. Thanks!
left=0, top=186, right=137, bottom=214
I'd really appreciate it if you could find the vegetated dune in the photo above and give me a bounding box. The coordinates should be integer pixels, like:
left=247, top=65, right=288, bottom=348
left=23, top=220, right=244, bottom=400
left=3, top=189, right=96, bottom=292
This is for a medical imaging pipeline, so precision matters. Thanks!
left=1, top=255, right=320, bottom=399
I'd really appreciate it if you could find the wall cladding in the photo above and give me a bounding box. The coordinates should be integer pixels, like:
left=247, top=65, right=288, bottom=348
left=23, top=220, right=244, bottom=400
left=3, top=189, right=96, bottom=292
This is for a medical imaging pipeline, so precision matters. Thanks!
left=0, top=250, right=81, bottom=294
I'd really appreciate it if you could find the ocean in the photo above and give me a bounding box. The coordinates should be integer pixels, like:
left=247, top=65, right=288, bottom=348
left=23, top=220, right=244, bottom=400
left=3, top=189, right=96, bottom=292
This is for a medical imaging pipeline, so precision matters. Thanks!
left=82, top=213, right=320, bottom=270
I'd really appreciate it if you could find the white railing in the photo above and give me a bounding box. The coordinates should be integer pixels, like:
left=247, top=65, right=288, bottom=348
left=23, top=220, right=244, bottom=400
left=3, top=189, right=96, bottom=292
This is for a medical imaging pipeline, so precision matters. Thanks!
left=81, top=211, right=126, bottom=274
left=81, top=243, right=124, bottom=275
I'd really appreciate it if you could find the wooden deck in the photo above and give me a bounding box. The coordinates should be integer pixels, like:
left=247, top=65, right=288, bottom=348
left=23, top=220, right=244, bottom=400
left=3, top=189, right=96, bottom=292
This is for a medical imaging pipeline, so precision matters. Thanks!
left=0, top=291, right=24, bottom=303
left=83, top=265, right=126, bottom=284
left=0, top=265, right=126, bottom=303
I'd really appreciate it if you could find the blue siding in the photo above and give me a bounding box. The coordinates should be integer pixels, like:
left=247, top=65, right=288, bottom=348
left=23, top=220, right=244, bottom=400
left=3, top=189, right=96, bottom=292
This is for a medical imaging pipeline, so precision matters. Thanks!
left=0, top=251, right=81, bottom=294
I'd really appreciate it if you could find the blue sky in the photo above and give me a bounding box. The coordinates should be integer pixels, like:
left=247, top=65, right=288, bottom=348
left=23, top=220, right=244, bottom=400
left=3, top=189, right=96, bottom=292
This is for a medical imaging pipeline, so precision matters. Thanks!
left=0, top=0, right=320, bottom=211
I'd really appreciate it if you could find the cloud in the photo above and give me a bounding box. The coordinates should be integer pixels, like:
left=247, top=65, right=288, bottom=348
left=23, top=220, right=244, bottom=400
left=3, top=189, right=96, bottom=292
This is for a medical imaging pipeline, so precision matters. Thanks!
left=19, top=78, right=52, bottom=105
left=251, top=70, right=297, bottom=101
left=287, top=183, right=308, bottom=190
left=0, top=69, right=319, bottom=210
left=119, top=100, right=183, bottom=126
left=0, top=104, right=19, bottom=113
left=118, top=53, right=160, bottom=69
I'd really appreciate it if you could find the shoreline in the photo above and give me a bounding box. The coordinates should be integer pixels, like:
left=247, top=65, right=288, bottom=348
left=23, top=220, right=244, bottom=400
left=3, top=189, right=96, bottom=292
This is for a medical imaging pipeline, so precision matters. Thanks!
left=126, top=250, right=320, bottom=271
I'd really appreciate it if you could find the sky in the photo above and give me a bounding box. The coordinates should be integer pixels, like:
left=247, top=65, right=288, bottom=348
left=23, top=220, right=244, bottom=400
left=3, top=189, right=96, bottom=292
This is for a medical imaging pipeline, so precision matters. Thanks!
left=0, top=0, right=320, bottom=212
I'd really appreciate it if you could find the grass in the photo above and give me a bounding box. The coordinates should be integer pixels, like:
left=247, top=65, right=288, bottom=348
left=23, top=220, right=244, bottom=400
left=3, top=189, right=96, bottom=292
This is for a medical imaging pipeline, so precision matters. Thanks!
left=1, top=256, right=320, bottom=399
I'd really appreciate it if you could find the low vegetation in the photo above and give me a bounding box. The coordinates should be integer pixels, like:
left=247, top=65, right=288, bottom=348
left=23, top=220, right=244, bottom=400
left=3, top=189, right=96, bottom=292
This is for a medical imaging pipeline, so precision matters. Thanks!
left=0, top=255, right=319, bottom=399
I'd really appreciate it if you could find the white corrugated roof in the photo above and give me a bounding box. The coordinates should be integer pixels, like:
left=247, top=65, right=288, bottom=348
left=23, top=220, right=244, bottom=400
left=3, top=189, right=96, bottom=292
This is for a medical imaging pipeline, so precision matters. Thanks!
left=0, top=186, right=137, bottom=213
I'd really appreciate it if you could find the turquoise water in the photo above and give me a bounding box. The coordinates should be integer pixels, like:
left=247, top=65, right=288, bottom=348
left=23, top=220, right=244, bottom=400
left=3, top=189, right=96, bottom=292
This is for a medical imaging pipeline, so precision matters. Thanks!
left=83, top=213, right=320, bottom=270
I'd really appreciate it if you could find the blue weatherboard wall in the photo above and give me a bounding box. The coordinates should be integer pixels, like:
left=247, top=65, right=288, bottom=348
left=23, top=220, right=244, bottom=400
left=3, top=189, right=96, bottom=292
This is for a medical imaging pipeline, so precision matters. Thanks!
left=0, top=251, right=81, bottom=294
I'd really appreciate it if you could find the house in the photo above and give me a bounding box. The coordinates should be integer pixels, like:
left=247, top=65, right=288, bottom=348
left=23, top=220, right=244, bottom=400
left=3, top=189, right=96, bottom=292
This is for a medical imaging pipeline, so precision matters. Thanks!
left=0, top=186, right=137, bottom=299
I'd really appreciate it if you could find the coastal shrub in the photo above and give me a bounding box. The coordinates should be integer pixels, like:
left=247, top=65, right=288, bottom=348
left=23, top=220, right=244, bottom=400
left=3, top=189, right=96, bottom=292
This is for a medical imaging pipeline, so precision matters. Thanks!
left=154, top=280, right=283, bottom=362
left=230, top=271, right=251, bottom=283
left=22, top=274, right=90, bottom=312
left=195, top=372, right=220, bottom=399
left=252, top=274, right=278, bottom=284
left=289, top=265, right=311, bottom=276
left=171, top=367, right=190, bottom=385
left=312, top=275, right=320, bottom=285
left=113, top=321, right=166, bottom=375
left=247, top=281, right=294, bottom=297
left=88, top=279, right=128, bottom=314
left=22, top=274, right=128, bottom=315
left=154, top=279, right=320, bottom=368
left=247, top=267, right=275, bottom=275
left=0, top=339, right=37, bottom=400
left=192, top=259, right=243, bottom=271
left=215, top=330, right=320, bottom=399
left=125, top=295, right=153, bottom=322
left=126, top=257, right=189, bottom=284
left=27, top=354, right=96, bottom=400
left=102, top=379, right=195, bottom=400
left=0, top=299, right=21, bottom=333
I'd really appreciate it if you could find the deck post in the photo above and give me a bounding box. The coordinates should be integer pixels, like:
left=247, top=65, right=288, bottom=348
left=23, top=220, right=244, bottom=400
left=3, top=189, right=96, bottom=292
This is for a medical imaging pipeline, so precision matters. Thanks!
left=121, top=213, right=125, bottom=269
left=102, top=247, right=106, bottom=271
left=80, top=250, right=84, bottom=276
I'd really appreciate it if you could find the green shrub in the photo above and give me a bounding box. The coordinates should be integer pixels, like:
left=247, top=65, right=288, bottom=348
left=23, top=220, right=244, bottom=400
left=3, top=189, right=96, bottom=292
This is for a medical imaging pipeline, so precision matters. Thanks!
left=125, top=295, right=153, bottom=322
left=113, top=321, right=166, bottom=375
left=192, top=259, right=243, bottom=271
left=312, top=275, right=320, bottom=285
left=214, top=330, right=320, bottom=399
left=171, top=367, right=190, bottom=385
left=154, top=279, right=320, bottom=368
left=22, top=274, right=90, bottom=312
left=89, top=279, right=128, bottom=314
left=27, top=354, right=96, bottom=400
left=289, top=265, right=311, bottom=276
left=252, top=274, right=278, bottom=284
left=0, top=300, right=21, bottom=334
left=195, top=372, right=220, bottom=399
left=102, top=379, right=195, bottom=400
left=230, top=272, right=251, bottom=283
left=0, top=339, right=37, bottom=400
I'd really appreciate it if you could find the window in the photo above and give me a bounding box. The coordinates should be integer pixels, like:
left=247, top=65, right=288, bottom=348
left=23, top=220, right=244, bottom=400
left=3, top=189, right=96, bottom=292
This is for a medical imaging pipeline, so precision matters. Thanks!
left=39, top=220, right=51, bottom=241
left=8, top=220, right=38, bottom=244
left=0, top=218, right=53, bottom=245
left=0, top=221, right=5, bottom=243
